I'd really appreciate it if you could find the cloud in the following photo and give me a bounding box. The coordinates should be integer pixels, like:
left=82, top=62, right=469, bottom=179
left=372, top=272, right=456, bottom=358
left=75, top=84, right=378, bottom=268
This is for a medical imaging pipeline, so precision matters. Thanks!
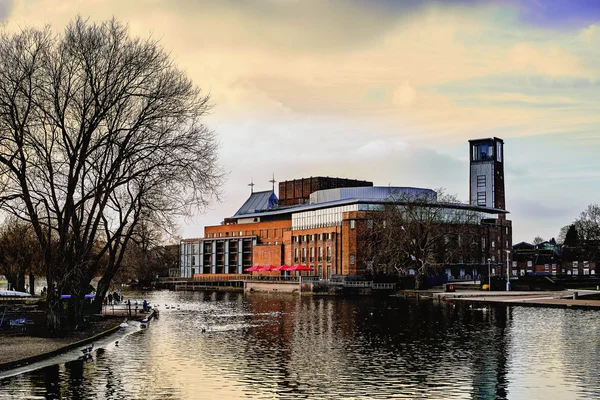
left=392, top=82, right=417, bottom=107
left=5, top=0, right=600, bottom=244
left=0, top=0, right=13, bottom=21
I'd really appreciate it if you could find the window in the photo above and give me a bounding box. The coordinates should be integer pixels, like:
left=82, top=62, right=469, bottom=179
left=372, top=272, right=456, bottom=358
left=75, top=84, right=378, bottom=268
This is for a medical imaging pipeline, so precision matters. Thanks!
left=294, top=248, right=299, bottom=263
left=326, top=246, right=331, bottom=262
left=472, top=142, right=494, bottom=161
left=350, top=220, right=355, bottom=229
left=218, top=232, right=222, bottom=238
left=319, top=234, right=323, bottom=241
left=191, top=256, right=196, bottom=265
left=302, top=248, right=306, bottom=263
left=318, top=247, right=323, bottom=261
left=350, top=254, right=355, bottom=265
left=496, top=141, right=502, bottom=162
left=491, top=256, right=495, bottom=262
left=492, top=240, right=495, bottom=248
left=527, top=261, right=533, bottom=267
left=544, top=264, right=549, bottom=271
left=310, top=247, right=314, bottom=262
left=512, top=261, right=517, bottom=268
left=477, top=175, right=486, bottom=188
left=477, top=192, right=486, bottom=206
left=482, top=238, right=486, bottom=248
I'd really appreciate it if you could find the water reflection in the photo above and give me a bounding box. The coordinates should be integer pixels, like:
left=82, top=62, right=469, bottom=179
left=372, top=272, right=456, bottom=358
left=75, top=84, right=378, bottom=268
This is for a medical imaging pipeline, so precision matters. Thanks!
left=0, top=291, right=598, bottom=399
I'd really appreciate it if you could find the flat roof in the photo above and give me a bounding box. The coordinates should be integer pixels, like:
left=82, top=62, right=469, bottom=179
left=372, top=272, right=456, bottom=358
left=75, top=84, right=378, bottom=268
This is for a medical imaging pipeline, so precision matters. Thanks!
left=232, top=197, right=508, bottom=220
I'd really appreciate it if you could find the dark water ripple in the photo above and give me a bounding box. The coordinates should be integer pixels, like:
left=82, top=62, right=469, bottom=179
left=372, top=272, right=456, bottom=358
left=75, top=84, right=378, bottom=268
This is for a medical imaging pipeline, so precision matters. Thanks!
left=0, top=291, right=599, bottom=399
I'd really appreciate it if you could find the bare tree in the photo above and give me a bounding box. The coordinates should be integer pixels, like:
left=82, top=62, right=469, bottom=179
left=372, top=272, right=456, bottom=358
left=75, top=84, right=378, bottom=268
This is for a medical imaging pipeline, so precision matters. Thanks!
left=557, top=225, right=569, bottom=244
left=0, top=18, right=222, bottom=333
left=573, top=204, right=600, bottom=262
left=361, top=189, right=481, bottom=289
left=532, top=236, right=545, bottom=245
left=0, top=218, right=43, bottom=293
left=113, top=213, right=176, bottom=287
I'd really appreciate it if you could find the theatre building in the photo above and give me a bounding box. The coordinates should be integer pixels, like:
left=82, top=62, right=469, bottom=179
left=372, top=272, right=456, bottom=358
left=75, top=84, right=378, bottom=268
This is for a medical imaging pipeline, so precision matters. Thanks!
left=180, top=138, right=512, bottom=281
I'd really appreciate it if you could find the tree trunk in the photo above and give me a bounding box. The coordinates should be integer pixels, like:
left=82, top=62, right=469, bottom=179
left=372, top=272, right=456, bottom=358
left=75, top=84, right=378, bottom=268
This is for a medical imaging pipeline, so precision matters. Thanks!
left=414, top=273, right=424, bottom=290
left=45, top=290, right=63, bottom=336
left=17, top=273, right=26, bottom=292
left=93, top=276, right=111, bottom=314
left=29, top=273, right=35, bottom=295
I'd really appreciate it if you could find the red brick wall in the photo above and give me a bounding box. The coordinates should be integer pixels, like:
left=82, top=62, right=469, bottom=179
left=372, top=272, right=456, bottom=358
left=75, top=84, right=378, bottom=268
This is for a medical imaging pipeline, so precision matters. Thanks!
left=205, top=219, right=291, bottom=241
left=253, top=244, right=283, bottom=266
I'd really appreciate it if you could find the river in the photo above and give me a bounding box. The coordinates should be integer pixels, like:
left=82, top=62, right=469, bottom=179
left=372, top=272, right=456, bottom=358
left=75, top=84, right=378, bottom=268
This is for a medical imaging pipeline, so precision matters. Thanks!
left=0, top=290, right=598, bottom=399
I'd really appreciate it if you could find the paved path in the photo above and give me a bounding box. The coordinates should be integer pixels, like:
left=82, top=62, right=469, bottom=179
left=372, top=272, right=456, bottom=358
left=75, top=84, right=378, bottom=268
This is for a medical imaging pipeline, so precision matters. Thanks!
left=437, top=290, right=600, bottom=309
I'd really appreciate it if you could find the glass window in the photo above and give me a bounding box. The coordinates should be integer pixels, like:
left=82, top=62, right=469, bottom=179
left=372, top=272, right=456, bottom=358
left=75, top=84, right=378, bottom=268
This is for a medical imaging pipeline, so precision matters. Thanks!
left=477, top=175, right=486, bottom=188
left=472, top=141, right=494, bottom=161
left=350, top=254, right=355, bottom=265
left=350, top=220, right=355, bottom=229
left=477, top=192, right=486, bottom=206
left=497, top=142, right=502, bottom=162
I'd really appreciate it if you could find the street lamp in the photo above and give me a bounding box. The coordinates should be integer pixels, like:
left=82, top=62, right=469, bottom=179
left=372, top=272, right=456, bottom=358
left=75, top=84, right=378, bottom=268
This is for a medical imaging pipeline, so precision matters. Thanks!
left=505, top=249, right=511, bottom=291
left=487, top=258, right=491, bottom=291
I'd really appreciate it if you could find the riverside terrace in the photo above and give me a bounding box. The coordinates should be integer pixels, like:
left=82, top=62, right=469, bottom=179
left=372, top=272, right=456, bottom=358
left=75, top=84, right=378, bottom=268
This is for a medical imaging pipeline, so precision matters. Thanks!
left=159, top=274, right=398, bottom=294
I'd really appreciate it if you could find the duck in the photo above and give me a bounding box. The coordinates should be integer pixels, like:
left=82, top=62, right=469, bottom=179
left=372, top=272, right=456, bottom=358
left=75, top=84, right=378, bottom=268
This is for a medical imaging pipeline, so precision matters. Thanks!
left=81, top=343, right=94, bottom=356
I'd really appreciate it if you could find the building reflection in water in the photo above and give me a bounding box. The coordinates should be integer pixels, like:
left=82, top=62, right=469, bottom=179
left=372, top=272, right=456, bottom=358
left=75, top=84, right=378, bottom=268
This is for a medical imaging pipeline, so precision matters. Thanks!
left=1, top=291, right=599, bottom=400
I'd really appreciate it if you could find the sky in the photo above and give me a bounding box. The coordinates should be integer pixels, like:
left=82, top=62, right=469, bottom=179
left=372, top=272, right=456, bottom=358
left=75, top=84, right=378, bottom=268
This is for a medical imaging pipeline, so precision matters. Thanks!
left=2, top=0, right=600, bottom=243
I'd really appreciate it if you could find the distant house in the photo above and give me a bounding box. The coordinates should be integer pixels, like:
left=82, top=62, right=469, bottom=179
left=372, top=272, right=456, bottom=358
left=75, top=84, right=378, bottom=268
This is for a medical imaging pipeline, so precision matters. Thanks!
left=512, top=239, right=596, bottom=276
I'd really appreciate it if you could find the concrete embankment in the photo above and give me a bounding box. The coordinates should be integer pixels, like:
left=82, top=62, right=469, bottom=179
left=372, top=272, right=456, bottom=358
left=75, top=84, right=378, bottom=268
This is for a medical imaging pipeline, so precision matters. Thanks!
left=0, top=319, right=121, bottom=372
left=436, top=290, right=600, bottom=310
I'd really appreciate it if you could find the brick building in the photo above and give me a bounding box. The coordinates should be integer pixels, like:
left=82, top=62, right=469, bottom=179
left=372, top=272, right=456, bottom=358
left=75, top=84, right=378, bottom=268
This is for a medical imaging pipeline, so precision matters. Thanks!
left=180, top=138, right=513, bottom=280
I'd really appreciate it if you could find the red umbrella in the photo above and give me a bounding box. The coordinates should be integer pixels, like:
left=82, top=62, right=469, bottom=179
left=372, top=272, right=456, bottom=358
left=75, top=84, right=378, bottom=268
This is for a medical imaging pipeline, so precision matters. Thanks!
left=283, top=264, right=314, bottom=271
left=244, top=265, right=262, bottom=272
left=257, top=265, right=276, bottom=271
left=271, top=265, right=287, bottom=271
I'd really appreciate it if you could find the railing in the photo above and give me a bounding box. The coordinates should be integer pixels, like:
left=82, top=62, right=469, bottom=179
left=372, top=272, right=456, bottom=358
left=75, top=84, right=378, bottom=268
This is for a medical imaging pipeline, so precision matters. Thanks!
left=343, top=281, right=372, bottom=288
left=248, top=276, right=300, bottom=283
left=300, top=276, right=320, bottom=282
left=371, top=282, right=396, bottom=290
left=193, top=274, right=250, bottom=282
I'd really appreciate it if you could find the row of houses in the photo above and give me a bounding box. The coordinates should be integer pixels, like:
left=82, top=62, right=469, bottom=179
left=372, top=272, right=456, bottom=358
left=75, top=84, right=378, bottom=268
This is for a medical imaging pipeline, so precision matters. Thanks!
left=512, top=240, right=597, bottom=276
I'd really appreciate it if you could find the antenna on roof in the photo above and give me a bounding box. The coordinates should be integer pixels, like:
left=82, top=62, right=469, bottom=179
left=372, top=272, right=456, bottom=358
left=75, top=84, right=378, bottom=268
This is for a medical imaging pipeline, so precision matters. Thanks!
left=248, top=178, right=255, bottom=194
left=269, top=173, right=276, bottom=192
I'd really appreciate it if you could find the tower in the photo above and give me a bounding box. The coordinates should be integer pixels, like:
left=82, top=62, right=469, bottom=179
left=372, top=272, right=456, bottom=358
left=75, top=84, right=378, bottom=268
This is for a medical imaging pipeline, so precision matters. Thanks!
left=469, top=137, right=505, bottom=210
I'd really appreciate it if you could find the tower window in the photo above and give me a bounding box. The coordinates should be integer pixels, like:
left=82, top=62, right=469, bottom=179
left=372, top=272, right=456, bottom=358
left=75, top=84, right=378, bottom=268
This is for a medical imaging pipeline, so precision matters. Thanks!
left=477, top=175, right=486, bottom=188
left=477, top=192, right=486, bottom=206
left=496, top=142, right=502, bottom=162
left=472, top=142, right=494, bottom=161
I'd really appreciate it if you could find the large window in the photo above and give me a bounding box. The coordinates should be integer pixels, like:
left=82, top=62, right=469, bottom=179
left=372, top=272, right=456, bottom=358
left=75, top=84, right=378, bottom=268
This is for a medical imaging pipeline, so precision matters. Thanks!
left=472, top=141, right=494, bottom=161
